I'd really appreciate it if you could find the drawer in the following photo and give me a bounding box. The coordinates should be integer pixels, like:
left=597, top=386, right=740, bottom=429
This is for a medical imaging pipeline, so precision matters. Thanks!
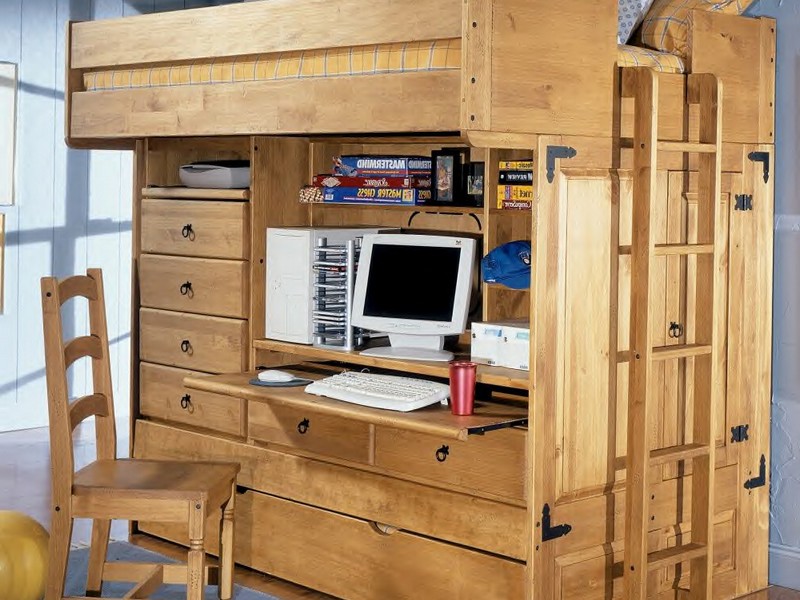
left=140, top=254, right=248, bottom=318
left=248, top=401, right=370, bottom=464
left=135, top=420, right=526, bottom=560
left=140, top=362, right=245, bottom=436
left=139, top=308, right=247, bottom=373
left=142, top=489, right=525, bottom=600
left=374, top=426, right=526, bottom=501
left=141, top=199, right=249, bottom=259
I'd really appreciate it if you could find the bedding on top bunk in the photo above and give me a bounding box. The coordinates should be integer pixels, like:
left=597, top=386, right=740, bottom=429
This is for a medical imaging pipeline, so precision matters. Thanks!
left=81, top=39, right=685, bottom=93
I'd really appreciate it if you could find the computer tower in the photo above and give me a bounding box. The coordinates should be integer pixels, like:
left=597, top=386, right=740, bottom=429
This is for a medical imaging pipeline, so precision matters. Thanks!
left=265, top=227, right=386, bottom=344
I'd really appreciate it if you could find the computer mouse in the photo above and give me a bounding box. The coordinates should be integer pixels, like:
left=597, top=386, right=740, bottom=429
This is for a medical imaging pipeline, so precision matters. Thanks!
left=257, top=369, right=296, bottom=383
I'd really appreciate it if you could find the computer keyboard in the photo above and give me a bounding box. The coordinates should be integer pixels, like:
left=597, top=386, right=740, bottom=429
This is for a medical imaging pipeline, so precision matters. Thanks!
left=304, top=371, right=450, bottom=412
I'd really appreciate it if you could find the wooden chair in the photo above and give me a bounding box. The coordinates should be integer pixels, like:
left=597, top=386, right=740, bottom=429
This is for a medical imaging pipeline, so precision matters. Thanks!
left=41, top=268, right=240, bottom=600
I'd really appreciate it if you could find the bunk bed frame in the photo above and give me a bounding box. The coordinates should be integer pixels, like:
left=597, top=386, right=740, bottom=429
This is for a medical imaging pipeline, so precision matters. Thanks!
left=63, top=1, right=776, bottom=598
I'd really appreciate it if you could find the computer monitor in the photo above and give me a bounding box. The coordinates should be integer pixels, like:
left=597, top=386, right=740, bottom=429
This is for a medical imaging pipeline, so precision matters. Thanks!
left=351, top=233, right=476, bottom=362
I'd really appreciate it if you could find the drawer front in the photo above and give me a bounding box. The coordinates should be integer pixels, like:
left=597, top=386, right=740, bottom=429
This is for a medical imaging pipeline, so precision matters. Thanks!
left=139, top=308, right=247, bottom=373
left=140, top=362, right=245, bottom=436
left=374, top=426, right=526, bottom=501
left=141, top=199, right=249, bottom=259
left=135, top=420, right=526, bottom=560
left=248, top=401, right=370, bottom=463
left=142, top=489, right=524, bottom=600
left=140, top=254, right=248, bottom=318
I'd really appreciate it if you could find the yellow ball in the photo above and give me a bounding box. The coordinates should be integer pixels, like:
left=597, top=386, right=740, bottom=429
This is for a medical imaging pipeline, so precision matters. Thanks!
left=0, top=511, right=49, bottom=600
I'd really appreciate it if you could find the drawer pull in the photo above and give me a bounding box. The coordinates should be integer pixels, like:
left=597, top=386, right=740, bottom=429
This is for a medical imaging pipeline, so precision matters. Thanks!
left=297, top=418, right=310, bottom=435
left=181, top=223, right=195, bottom=240
left=179, top=281, right=194, bottom=297
left=435, top=445, right=450, bottom=462
left=668, top=321, right=684, bottom=338
left=180, top=339, right=192, bottom=354
left=180, top=394, right=192, bottom=411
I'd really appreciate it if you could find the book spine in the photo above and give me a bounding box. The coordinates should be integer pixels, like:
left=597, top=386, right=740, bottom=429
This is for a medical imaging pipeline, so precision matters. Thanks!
left=496, top=185, right=534, bottom=210
left=498, top=170, right=534, bottom=184
left=312, top=174, right=431, bottom=189
left=498, top=160, right=534, bottom=170
left=322, top=187, right=431, bottom=205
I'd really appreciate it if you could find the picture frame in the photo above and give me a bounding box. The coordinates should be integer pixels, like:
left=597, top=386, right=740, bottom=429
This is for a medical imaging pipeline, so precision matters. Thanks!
left=431, top=148, right=468, bottom=205
left=465, top=162, right=485, bottom=207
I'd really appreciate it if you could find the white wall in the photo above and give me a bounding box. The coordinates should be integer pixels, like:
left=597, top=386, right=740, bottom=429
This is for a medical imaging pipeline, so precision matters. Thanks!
left=746, top=0, right=800, bottom=589
left=0, top=0, right=241, bottom=433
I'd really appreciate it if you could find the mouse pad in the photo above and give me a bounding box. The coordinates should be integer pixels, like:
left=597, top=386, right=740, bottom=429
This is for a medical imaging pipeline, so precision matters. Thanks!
left=249, top=377, right=313, bottom=388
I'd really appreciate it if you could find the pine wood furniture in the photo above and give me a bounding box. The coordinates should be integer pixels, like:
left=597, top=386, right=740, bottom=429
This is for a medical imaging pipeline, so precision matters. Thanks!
left=40, top=269, right=240, bottom=600
left=62, top=1, right=776, bottom=598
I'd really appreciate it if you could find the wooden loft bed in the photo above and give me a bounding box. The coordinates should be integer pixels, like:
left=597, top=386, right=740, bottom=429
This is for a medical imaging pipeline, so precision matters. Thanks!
left=62, top=1, right=776, bottom=599
left=64, top=0, right=774, bottom=145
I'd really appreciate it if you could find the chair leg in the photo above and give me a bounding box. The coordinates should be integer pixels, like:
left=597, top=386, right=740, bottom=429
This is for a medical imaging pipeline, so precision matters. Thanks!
left=45, top=507, right=73, bottom=600
left=187, top=502, right=206, bottom=600
left=85, top=518, right=111, bottom=596
left=218, top=483, right=236, bottom=600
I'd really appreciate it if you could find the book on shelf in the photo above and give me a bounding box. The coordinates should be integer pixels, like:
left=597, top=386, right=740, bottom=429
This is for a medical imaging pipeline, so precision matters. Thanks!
left=497, top=160, right=534, bottom=171
left=498, top=170, right=533, bottom=184
left=496, top=185, right=534, bottom=210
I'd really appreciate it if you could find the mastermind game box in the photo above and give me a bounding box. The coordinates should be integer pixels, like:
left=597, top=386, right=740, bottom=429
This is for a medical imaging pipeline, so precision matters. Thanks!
left=333, top=155, right=432, bottom=178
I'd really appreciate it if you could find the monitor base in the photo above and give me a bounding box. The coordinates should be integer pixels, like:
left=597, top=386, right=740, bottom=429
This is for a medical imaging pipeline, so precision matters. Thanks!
left=359, top=346, right=454, bottom=362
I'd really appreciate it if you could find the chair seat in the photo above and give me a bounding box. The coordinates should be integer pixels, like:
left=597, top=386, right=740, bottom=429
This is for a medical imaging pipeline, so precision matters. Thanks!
left=73, top=458, right=240, bottom=502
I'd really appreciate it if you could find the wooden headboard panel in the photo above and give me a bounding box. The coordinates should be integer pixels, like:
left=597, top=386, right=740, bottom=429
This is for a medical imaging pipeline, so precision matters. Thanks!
left=69, top=0, right=462, bottom=69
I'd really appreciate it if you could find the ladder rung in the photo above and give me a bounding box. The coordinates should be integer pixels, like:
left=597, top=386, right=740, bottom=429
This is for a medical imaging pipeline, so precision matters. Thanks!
left=648, top=543, right=707, bottom=571
left=649, top=443, right=710, bottom=466
left=651, top=344, right=712, bottom=361
left=655, top=244, right=714, bottom=256
left=657, top=141, right=717, bottom=154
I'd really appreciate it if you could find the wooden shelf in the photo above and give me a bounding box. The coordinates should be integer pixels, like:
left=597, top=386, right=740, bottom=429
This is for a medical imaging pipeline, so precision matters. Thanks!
left=253, top=338, right=530, bottom=391
left=311, top=203, right=482, bottom=215
left=142, top=186, right=250, bottom=200
left=184, top=371, right=528, bottom=441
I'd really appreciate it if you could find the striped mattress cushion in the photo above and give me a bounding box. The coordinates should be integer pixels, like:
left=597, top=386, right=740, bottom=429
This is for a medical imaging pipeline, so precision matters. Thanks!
left=82, top=39, right=685, bottom=92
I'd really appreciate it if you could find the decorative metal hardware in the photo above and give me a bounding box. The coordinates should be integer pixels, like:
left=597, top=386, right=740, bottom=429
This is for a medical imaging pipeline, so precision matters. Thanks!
left=735, top=194, right=753, bottom=211
left=181, top=223, right=194, bottom=239
left=668, top=322, right=684, bottom=339
left=467, top=418, right=529, bottom=436
left=179, top=281, right=193, bottom=296
left=744, top=454, right=767, bottom=490
left=730, top=424, right=750, bottom=444
left=297, top=419, right=310, bottom=435
left=435, top=445, right=450, bottom=462
left=180, top=394, right=192, bottom=410
left=546, top=145, right=577, bottom=184
left=540, top=503, right=572, bottom=541
left=748, top=151, right=770, bottom=183
left=180, top=339, right=191, bottom=353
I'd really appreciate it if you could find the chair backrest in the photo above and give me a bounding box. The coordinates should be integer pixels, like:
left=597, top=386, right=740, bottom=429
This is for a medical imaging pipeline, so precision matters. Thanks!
left=41, top=268, right=117, bottom=497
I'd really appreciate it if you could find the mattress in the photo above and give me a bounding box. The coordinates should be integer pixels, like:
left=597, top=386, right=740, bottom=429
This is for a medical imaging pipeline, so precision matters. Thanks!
left=82, top=40, right=685, bottom=92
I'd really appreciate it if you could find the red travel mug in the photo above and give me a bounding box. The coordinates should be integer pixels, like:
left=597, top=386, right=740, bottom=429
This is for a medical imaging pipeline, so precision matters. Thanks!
left=449, top=360, right=477, bottom=416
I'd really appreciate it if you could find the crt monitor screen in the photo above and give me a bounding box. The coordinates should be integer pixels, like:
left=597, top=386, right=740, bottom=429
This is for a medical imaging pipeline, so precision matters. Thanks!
left=361, top=244, right=461, bottom=322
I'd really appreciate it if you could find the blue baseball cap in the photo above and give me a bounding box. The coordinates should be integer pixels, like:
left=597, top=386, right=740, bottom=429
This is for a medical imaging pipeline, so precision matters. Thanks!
left=481, top=241, right=532, bottom=289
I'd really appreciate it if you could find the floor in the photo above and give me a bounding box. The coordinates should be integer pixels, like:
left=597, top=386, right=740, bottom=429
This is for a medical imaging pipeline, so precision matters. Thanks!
left=0, top=422, right=794, bottom=600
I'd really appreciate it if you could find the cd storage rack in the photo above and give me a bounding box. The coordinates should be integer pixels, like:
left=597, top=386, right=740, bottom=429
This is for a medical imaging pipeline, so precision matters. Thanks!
left=312, top=237, right=367, bottom=351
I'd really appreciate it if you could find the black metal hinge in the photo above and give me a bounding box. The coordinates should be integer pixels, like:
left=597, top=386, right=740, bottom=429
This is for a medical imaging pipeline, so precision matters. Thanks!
left=735, top=194, right=753, bottom=211
left=730, top=424, right=750, bottom=443
left=744, top=454, right=767, bottom=490
left=541, top=503, right=572, bottom=541
left=748, top=151, right=770, bottom=184
left=546, top=146, right=577, bottom=184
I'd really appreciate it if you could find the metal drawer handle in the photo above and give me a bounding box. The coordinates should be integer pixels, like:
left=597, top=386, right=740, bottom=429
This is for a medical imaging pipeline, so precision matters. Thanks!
left=180, top=394, right=192, bottom=410
left=181, top=223, right=194, bottom=240
left=297, top=418, right=310, bottom=435
left=179, top=281, right=193, bottom=297
left=180, top=339, right=192, bottom=353
left=668, top=321, right=684, bottom=339
left=435, top=445, right=450, bottom=463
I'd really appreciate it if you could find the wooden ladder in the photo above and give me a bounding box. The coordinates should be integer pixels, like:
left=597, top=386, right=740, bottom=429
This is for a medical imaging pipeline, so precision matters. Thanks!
left=621, top=68, right=724, bottom=599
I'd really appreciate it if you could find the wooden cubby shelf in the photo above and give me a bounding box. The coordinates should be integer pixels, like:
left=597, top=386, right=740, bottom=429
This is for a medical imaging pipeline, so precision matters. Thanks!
left=142, top=186, right=250, bottom=200
left=253, top=338, right=530, bottom=391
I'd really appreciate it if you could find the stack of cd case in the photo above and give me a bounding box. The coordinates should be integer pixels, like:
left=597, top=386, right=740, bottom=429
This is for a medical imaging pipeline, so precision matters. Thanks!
left=312, top=238, right=367, bottom=351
